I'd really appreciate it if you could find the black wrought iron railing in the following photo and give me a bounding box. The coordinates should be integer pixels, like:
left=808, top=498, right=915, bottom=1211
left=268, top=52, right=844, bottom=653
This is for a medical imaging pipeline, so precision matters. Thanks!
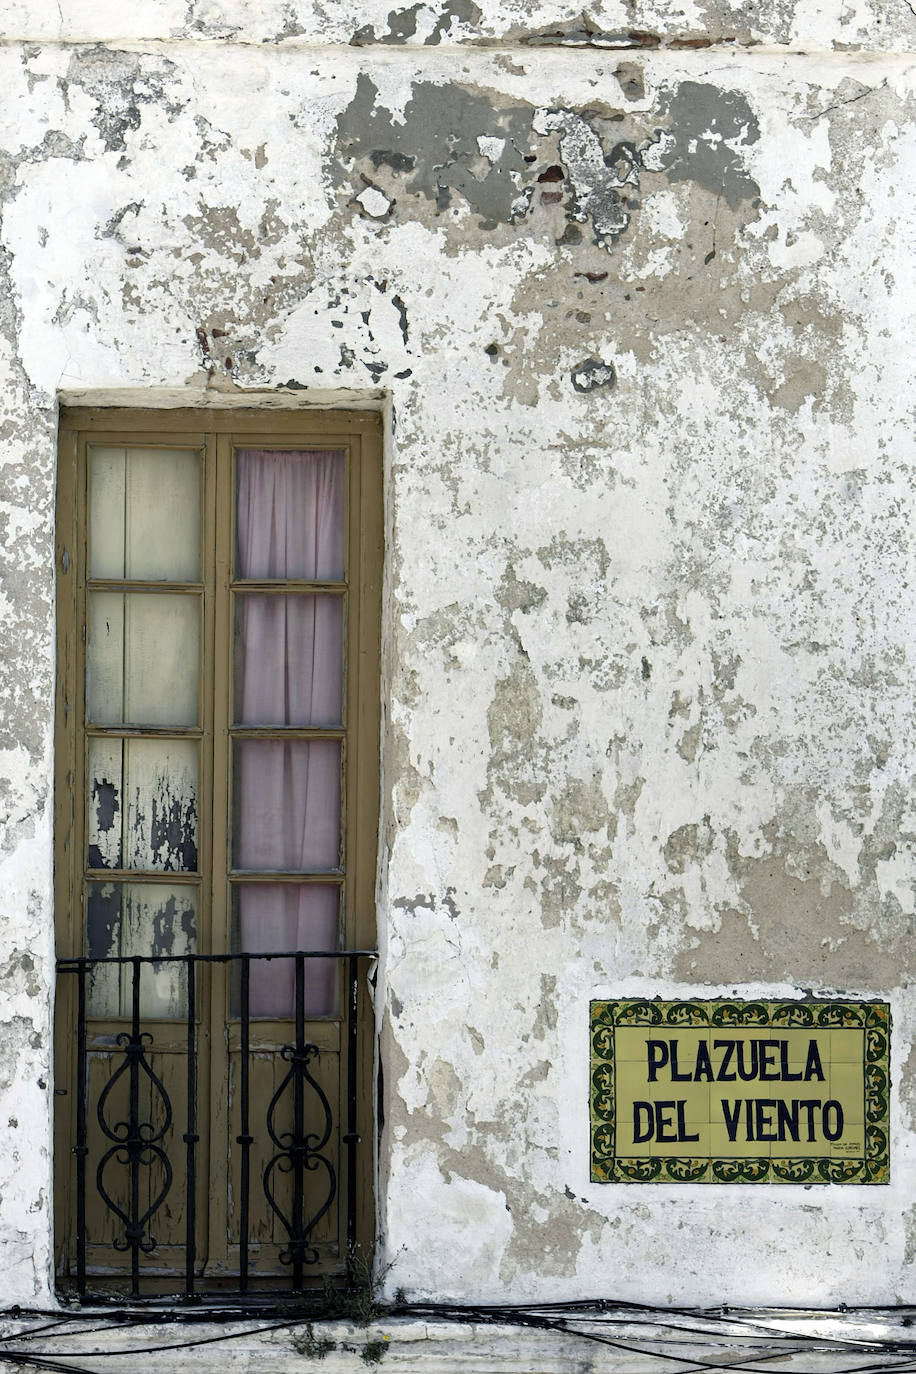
left=55, top=950, right=376, bottom=1299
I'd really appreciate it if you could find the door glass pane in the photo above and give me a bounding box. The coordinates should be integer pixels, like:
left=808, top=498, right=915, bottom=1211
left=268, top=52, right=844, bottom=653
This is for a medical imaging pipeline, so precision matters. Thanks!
left=232, top=882, right=339, bottom=1017
left=233, top=739, right=341, bottom=870
left=88, top=592, right=199, bottom=726
left=88, top=738, right=198, bottom=871
left=86, top=881, right=197, bottom=1017
left=234, top=594, right=343, bottom=726
left=236, top=449, right=345, bottom=580
left=90, top=446, right=201, bottom=581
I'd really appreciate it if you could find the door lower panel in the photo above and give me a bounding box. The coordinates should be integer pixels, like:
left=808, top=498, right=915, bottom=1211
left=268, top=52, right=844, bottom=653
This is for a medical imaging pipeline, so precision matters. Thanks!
left=56, top=950, right=375, bottom=1297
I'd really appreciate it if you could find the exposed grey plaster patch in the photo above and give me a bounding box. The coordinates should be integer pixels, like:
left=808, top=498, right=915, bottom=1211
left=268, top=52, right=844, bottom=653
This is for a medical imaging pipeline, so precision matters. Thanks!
left=769, top=358, right=828, bottom=412
left=65, top=48, right=182, bottom=154
left=536, top=531, right=610, bottom=581
left=566, top=592, right=590, bottom=624
left=899, top=1041, right=916, bottom=1132
left=409, top=603, right=487, bottom=675
left=183, top=1, right=242, bottom=40
left=495, top=565, right=547, bottom=615
left=531, top=973, right=557, bottom=1040
left=0, top=1018, right=48, bottom=1094
left=903, top=1207, right=916, bottom=1266
left=519, top=1059, right=550, bottom=1085
left=337, top=74, right=536, bottom=228
left=0, top=514, right=54, bottom=764
left=664, top=816, right=715, bottom=874
left=856, top=783, right=916, bottom=893
left=427, top=1058, right=462, bottom=1121
left=484, top=863, right=514, bottom=888
left=506, top=184, right=764, bottom=371
left=369, top=150, right=416, bottom=175
left=0, top=150, right=17, bottom=205
left=192, top=114, right=232, bottom=163
left=570, top=356, right=617, bottom=392
left=350, top=0, right=482, bottom=45
left=673, top=845, right=910, bottom=986
left=527, top=854, right=583, bottom=928
left=395, top=1097, right=456, bottom=1155
left=424, top=1122, right=607, bottom=1281
left=392, top=891, right=437, bottom=914
left=99, top=201, right=143, bottom=242
left=616, top=62, right=646, bottom=102
left=389, top=724, right=424, bottom=834
left=677, top=720, right=702, bottom=763
left=652, top=81, right=760, bottom=208
left=552, top=774, right=609, bottom=845
left=391, top=293, right=409, bottom=345
left=536, top=109, right=637, bottom=244
left=336, top=72, right=762, bottom=278
left=497, top=1190, right=605, bottom=1282
left=482, top=656, right=546, bottom=808
left=181, top=206, right=260, bottom=265
left=802, top=77, right=888, bottom=125
left=399, top=1076, right=606, bottom=1282
left=274, top=4, right=309, bottom=39
left=18, top=131, right=87, bottom=165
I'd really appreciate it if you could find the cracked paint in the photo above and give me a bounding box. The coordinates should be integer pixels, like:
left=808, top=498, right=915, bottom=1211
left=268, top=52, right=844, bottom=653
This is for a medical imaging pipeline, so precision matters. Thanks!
left=336, top=71, right=760, bottom=252
left=0, top=19, right=914, bottom=1313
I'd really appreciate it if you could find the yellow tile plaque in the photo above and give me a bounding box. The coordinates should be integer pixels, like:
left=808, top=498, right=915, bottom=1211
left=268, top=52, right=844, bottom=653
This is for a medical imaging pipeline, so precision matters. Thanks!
left=590, top=1000, right=890, bottom=1184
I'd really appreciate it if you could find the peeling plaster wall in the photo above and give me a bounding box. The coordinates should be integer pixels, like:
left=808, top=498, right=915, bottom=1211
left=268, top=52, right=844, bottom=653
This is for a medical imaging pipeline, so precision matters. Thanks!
left=4, top=0, right=916, bottom=55
left=1, top=0, right=916, bottom=1308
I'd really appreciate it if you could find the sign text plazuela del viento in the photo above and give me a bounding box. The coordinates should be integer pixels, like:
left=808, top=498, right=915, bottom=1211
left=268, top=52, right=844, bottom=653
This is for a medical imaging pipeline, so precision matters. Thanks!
left=590, top=1001, right=890, bottom=1184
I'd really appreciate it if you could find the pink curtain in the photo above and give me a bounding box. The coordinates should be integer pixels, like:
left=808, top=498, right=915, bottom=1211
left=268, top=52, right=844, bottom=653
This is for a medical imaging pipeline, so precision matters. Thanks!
left=235, top=450, right=345, bottom=1016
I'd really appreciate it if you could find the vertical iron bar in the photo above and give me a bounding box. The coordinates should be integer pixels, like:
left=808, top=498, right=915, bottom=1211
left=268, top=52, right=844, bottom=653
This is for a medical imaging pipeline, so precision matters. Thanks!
left=346, top=954, right=359, bottom=1284
left=238, top=955, right=251, bottom=1293
left=129, top=956, right=142, bottom=1297
left=293, top=953, right=305, bottom=1290
left=184, top=955, right=197, bottom=1295
left=75, top=961, right=88, bottom=1298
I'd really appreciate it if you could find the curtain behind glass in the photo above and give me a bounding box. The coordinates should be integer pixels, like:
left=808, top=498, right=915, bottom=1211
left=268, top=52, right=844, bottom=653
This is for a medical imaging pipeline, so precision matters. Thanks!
left=235, top=450, right=344, bottom=1015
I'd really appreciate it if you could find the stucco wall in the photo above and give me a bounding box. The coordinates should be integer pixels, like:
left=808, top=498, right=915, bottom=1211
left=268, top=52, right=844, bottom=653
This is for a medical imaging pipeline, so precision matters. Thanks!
left=1, top=0, right=916, bottom=1307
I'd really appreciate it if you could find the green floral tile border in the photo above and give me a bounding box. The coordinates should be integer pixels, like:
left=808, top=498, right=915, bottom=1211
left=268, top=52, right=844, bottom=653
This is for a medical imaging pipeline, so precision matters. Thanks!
left=590, top=999, right=890, bottom=1184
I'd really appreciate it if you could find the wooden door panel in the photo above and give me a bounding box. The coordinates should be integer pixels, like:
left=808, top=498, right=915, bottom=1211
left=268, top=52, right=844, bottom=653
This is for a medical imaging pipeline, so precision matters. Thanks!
left=81, top=1023, right=204, bottom=1280
left=216, top=1020, right=345, bottom=1278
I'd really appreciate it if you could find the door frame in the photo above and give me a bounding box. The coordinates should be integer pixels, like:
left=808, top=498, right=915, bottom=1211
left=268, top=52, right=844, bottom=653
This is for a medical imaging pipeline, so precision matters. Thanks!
left=53, top=406, right=382, bottom=1294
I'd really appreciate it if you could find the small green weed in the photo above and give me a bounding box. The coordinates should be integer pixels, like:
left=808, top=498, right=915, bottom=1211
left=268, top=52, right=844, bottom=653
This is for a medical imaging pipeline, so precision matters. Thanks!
left=292, top=1323, right=336, bottom=1360
left=360, top=1337, right=389, bottom=1365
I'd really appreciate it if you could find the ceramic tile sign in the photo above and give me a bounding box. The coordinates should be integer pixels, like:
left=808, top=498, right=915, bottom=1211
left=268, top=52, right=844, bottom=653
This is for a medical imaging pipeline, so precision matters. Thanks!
left=590, top=1000, right=890, bottom=1184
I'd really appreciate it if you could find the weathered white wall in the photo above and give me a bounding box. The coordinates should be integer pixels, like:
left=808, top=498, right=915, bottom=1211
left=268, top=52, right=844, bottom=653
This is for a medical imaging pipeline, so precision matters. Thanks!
left=1, top=0, right=916, bottom=1308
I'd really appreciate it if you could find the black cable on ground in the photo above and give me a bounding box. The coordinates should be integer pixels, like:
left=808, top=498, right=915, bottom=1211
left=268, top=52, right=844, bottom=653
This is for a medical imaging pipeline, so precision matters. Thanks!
left=3, top=1299, right=916, bottom=1374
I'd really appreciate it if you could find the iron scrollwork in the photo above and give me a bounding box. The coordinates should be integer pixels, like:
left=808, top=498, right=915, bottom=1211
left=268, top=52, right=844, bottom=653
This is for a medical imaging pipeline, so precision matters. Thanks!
left=95, top=1029, right=174, bottom=1261
left=60, top=949, right=371, bottom=1296
left=263, top=1041, right=337, bottom=1274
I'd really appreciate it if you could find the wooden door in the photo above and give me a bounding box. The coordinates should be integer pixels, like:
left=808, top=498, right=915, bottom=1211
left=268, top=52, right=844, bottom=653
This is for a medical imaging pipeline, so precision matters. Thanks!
left=54, top=410, right=381, bottom=1295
